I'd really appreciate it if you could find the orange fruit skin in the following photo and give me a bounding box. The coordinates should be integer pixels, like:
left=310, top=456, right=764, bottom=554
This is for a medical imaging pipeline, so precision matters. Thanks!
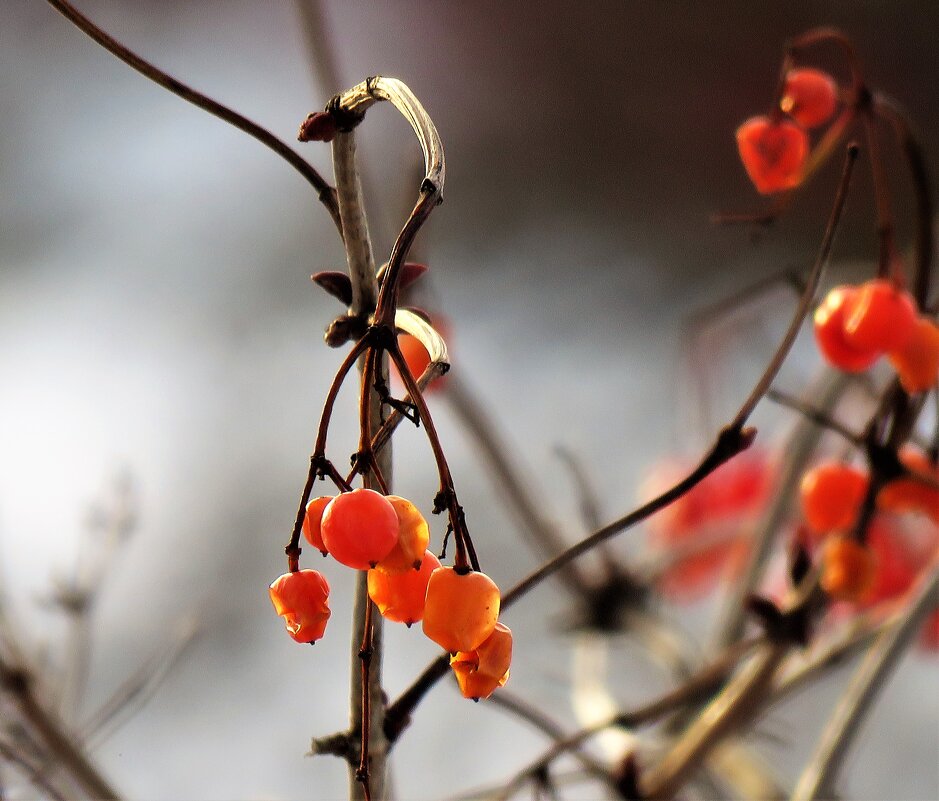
left=780, top=68, right=839, bottom=129
left=422, top=567, right=501, bottom=653
left=844, top=279, right=917, bottom=354
left=735, top=116, right=809, bottom=195
left=320, top=489, right=400, bottom=571
left=302, top=496, right=333, bottom=555
left=877, top=449, right=939, bottom=524
left=814, top=286, right=881, bottom=372
left=800, top=462, right=869, bottom=538
left=888, top=316, right=939, bottom=394
left=269, top=570, right=331, bottom=643
left=641, top=452, right=773, bottom=601
left=821, top=535, right=877, bottom=603
left=368, top=550, right=440, bottom=625
left=374, top=496, right=430, bottom=574
left=450, top=622, right=513, bottom=700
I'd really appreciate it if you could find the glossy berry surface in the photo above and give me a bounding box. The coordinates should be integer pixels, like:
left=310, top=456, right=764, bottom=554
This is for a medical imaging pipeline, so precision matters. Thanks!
left=422, top=567, right=501, bottom=653
left=374, top=496, right=430, bottom=574
left=821, top=535, right=876, bottom=602
left=800, top=462, right=868, bottom=538
left=877, top=449, right=939, bottom=524
left=843, top=279, right=917, bottom=354
left=888, top=316, right=939, bottom=394
left=368, top=550, right=440, bottom=625
left=780, top=68, right=838, bottom=128
left=450, top=622, right=513, bottom=700
left=320, top=488, right=400, bottom=570
left=814, top=286, right=881, bottom=372
left=735, top=115, right=809, bottom=194
left=302, top=496, right=333, bottom=555
left=269, top=570, right=331, bottom=643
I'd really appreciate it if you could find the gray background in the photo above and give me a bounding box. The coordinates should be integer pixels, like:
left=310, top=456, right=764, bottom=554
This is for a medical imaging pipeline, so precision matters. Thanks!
left=1, top=2, right=937, bottom=799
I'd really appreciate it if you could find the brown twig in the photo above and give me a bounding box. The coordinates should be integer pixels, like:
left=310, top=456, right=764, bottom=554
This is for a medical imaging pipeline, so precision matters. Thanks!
left=791, top=563, right=939, bottom=801
left=44, top=0, right=342, bottom=235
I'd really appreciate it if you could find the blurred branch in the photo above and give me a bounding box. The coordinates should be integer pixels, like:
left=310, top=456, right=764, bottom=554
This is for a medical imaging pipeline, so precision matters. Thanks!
left=44, top=0, right=342, bottom=234
left=791, top=563, right=939, bottom=801
left=0, top=662, right=119, bottom=799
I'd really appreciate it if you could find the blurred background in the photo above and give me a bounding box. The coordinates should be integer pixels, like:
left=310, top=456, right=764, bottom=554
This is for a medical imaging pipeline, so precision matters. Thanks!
left=1, top=1, right=937, bottom=799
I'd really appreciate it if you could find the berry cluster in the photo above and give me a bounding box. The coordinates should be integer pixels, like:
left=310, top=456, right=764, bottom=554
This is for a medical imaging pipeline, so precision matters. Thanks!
left=814, top=279, right=939, bottom=390
left=799, top=457, right=939, bottom=618
left=736, top=68, right=839, bottom=195
left=270, top=488, right=511, bottom=700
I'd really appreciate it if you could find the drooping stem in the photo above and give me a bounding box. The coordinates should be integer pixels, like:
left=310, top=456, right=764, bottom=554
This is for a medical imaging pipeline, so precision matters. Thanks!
left=387, top=342, right=478, bottom=572
left=875, top=94, right=935, bottom=308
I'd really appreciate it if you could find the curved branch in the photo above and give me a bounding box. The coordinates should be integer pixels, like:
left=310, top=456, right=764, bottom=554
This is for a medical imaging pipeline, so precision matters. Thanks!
left=45, top=0, right=342, bottom=234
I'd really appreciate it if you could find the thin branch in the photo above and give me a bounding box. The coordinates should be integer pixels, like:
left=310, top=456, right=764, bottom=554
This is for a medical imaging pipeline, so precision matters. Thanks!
left=791, top=563, right=939, bottom=801
left=0, top=663, right=120, bottom=799
left=875, top=94, right=935, bottom=308
left=766, top=387, right=863, bottom=445
left=0, top=738, right=70, bottom=801
left=638, top=572, right=822, bottom=799
left=445, top=374, right=592, bottom=595
left=44, top=0, right=342, bottom=234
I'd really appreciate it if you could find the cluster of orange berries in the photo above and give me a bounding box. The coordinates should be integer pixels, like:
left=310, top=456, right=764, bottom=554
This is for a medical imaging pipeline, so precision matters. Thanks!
left=814, top=279, right=939, bottom=391
left=736, top=68, right=838, bottom=194
left=799, top=455, right=939, bottom=604
left=269, top=488, right=511, bottom=700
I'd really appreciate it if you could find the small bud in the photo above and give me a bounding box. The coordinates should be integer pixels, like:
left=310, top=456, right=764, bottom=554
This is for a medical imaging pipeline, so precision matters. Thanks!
left=298, top=111, right=337, bottom=143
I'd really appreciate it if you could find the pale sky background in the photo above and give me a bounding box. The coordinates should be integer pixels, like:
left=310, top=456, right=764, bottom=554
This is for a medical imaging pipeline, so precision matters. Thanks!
left=1, top=2, right=937, bottom=799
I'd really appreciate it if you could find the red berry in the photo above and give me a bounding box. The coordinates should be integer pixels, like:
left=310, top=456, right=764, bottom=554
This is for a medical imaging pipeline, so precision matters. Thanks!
left=374, top=496, right=430, bottom=574
left=269, top=570, right=331, bottom=643
left=422, top=567, right=501, bottom=653
left=843, top=279, right=917, bottom=354
left=368, top=550, right=440, bottom=625
left=780, top=68, right=839, bottom=129
left=814, top=286, right=881, bottom=372
left=450, top=622, right=513, bottom=700
left=735, top=116, right=809, bottom=194
left=888, top=316, right=939, bottom=394
left=800, top=462, right=869, bottom=539
left=320, top=489, right=400, bottom=571
left=821, top=535, right=876, bottom=602
left=302, top=496, right=333, bottom=555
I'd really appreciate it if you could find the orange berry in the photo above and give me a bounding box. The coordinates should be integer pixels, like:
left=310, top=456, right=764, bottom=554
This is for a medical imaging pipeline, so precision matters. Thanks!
left=393, top=317, right=451, bottom=393
left=780, top=68, right=839, bottom=129
left=422, top=567, right=501, bottom=653
left=843, top=279, right=917, bottom=354
left=320, top=488, right=399, bottom=570
left=814, top=286, right=881, bottom=372
left=888, top=316, right=939, bottom=394
left=269, top=569, right=331, bottom=643
left=302, top=496, right=333, bottom=555
left=877, top=449, right=939, bottom=524
left=735, top=115, right=809, bottom=194
left=368, top=550, right=440, bottom=625
left=821, top=535, right=877, bottom=602
left=450, top=622, right=513, bottom=700
left=374, top=496, right=430, bottom=574
left=398, top=333, right=431, bottom=381
left=800, top=462, right=869, bottom=538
